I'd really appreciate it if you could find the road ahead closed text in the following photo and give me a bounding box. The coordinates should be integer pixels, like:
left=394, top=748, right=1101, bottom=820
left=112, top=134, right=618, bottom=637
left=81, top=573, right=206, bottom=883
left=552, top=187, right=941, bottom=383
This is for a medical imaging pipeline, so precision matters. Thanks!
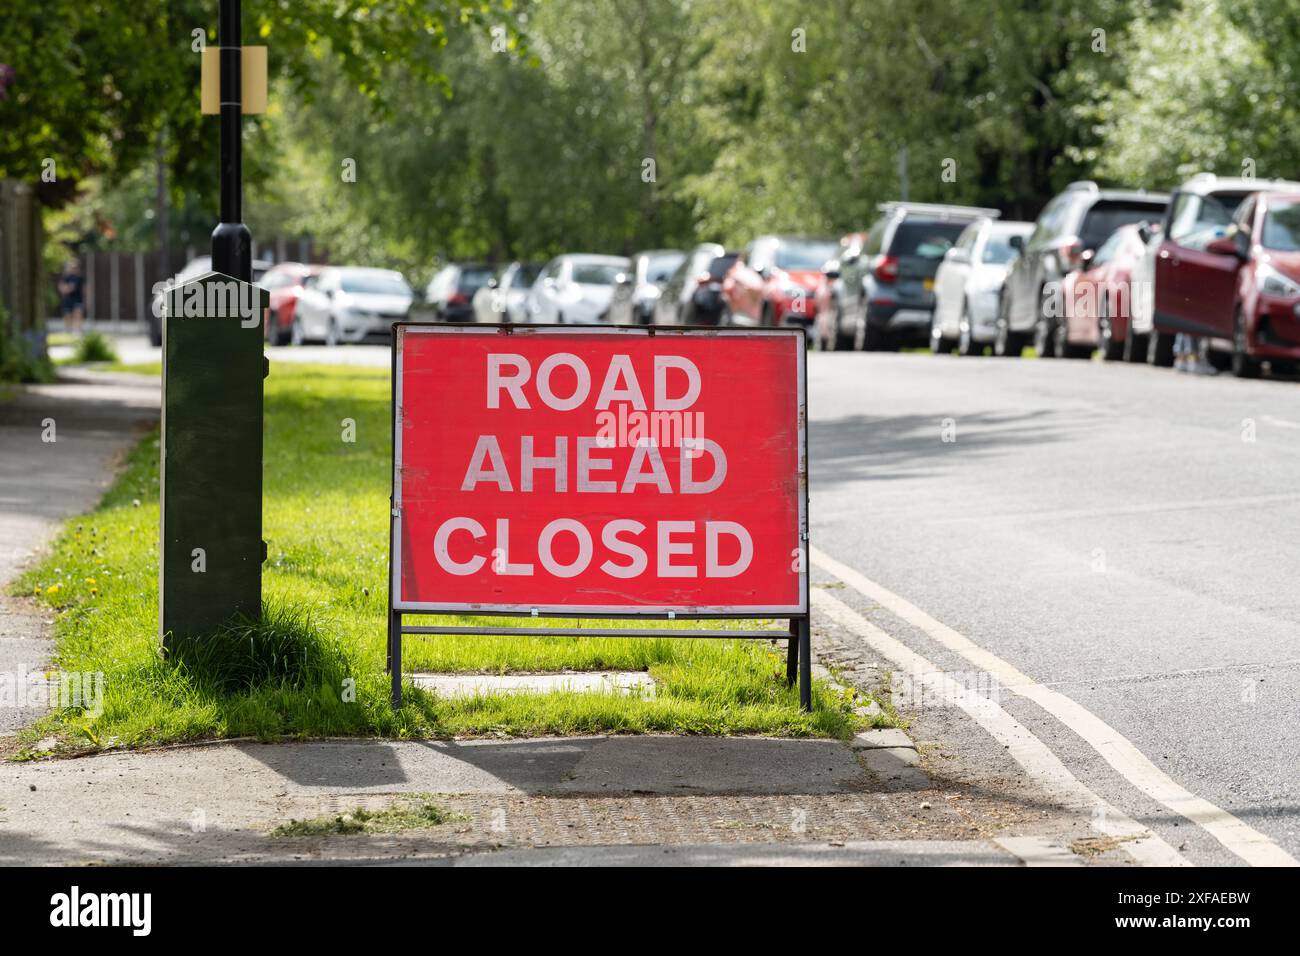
left=393, top=327, right=806, bottom=613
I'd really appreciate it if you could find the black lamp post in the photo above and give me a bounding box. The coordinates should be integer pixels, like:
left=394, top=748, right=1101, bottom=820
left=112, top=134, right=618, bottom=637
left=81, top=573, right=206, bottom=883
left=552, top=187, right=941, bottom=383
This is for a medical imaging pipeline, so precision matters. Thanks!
left=211, top=0, right=251, bottom=282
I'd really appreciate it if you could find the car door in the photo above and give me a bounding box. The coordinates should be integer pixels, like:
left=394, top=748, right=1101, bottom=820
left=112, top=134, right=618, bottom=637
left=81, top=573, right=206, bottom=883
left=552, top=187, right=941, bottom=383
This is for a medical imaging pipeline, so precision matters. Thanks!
left=725, top=243, right=762, bottom=322
left=935, top=223, right=977, bottom=335
left=1157, top=191, right=1243, bottom=336
left=297, top=271, right=330, bottom=337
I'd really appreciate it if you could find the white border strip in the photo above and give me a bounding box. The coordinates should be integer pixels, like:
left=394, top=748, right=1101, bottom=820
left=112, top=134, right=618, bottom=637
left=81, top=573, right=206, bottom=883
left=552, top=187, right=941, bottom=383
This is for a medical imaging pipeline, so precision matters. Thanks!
left=391, top=324, right=808, bottom=616
left=812, top=546, right=1298, bottom=867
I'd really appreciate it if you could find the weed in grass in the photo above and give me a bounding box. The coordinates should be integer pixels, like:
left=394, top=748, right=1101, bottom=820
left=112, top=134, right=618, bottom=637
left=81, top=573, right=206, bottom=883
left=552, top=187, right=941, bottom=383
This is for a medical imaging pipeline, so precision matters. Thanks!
left=272, top=795, right=464, bottom=837
left=71, top=331, right=119, bottom=365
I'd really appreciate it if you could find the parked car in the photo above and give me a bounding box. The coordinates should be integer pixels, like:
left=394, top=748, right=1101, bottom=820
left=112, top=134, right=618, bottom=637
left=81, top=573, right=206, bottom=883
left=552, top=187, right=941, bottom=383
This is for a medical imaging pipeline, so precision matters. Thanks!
left=608, top=250, right=686, bottom=325
left=472, top=261, right=541, bottom=324
left=721, top=235, right=838, bottom=327
left=835, top=203, right=997, bottom=351
left=1202, top=190, right=1300, bottom=377
left=811, top=233, right=865, bottom=349
left=424, top=263, right=494, bottom=322
left=261, top=262, right=322, bottom=346
left=148, top=255, right=271, bottom=346
left=930, top=218, right=1033, bottom=356
left=291, top=266, right=413, bottom=344
left=1126, top=173, right=1300, bottom=366
left=1056, top=222, right=1154, bottom=361
left=653, top=243, right=725, bottom=325
left=997, top=181, right=1168, bottom=358
left=526, top=254, right=631, bottom=324
left=681, top=252, right=739, bottom=325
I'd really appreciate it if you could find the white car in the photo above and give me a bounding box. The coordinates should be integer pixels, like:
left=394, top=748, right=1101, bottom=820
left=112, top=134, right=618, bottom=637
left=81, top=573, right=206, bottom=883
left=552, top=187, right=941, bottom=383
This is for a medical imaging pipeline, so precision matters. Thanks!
left=931, top=218, right=1033, bottom=355
left=526, top=254, right=631, bottom=324
left=472, top=261, right=542, bottom=324
left=291, top=266, right=413, bottom=345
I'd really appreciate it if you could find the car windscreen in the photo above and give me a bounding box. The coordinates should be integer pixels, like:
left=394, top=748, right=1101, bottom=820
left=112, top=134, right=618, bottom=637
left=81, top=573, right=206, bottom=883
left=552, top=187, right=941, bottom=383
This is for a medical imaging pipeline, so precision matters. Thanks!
left=773, top=241, right=837, bottom=271
left=572, top=263, right=625, bottom=285
left=512, top=265, right=542, bottom=288
left=458, top=268, right=494, bottom=293
left=340, top=274, right=410, bottom=295
left=982, top=233, right=1024, bottom=265
left=707, top=254, right=739, bottom=278
left=889, top=221, right=969, bottom=258
left=1080, top=202, right=1165, bottom=250
left=645, top=253, right=685, bottom=283
left=1262, top=202, right=1300, bottom=252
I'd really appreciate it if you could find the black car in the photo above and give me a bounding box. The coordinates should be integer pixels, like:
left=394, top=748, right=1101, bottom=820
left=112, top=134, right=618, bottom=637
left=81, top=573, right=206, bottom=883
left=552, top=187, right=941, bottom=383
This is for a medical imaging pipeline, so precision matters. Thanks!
left=835, top=202, right=998, bottom=350
left=996, top=181, right=1169, bottom=358
left=681, top=252, right=738, bottom=325
left=424, top=262, right=495, bottom=322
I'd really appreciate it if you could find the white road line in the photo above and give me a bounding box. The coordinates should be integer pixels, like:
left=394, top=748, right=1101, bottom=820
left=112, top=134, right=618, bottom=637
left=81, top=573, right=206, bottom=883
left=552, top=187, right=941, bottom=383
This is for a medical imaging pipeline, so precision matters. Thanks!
left=812, top=588, right=1189, bottom=867
left=812, top=546, right=1299, bottom=868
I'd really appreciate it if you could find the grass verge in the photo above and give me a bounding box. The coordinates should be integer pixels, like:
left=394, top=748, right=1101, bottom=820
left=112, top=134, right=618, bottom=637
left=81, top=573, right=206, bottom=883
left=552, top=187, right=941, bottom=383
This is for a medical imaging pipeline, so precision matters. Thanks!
left=14, top=363, right=877, bottom=753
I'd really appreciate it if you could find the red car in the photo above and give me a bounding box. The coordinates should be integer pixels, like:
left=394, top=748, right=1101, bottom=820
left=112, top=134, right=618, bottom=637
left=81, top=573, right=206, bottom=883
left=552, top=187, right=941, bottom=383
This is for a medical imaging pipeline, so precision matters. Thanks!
left=261, top=262, right=322, bottom=346
left=1210, top=190, right=1300, bottom=377
left=721, top=235, right=838, bottom=327
left=1057, top=223, right=1153, bottom=360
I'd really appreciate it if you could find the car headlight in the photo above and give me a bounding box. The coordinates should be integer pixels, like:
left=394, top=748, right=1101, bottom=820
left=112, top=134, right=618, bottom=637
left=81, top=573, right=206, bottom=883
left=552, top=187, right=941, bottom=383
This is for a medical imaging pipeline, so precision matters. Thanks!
left=1258, top=262, right=1300, bottom=298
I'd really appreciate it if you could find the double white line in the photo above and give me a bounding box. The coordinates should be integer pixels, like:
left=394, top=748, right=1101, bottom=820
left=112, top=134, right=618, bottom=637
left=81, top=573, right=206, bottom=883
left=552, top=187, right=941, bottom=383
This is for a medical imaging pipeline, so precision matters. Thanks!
left=811, top=546, right=1297, bottom=868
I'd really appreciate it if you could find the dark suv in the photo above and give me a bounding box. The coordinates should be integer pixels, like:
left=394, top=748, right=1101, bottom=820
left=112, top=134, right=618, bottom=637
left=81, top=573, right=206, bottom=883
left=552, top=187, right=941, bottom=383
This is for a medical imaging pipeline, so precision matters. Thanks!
left=835, top=202, right=997, bottom=350
left=996, top=181, right=1168, bottom=357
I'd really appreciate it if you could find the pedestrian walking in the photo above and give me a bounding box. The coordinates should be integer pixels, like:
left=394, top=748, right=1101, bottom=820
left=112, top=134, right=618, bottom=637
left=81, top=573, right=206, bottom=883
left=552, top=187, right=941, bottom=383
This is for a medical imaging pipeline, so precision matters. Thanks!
left=57, top=259, right=85, bottom=335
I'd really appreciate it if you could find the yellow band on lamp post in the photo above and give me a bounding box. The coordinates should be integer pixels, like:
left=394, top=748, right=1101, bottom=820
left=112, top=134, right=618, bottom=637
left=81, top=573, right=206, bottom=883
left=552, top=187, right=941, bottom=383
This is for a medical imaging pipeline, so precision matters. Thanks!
left=200, top=45, right=267, bottom=114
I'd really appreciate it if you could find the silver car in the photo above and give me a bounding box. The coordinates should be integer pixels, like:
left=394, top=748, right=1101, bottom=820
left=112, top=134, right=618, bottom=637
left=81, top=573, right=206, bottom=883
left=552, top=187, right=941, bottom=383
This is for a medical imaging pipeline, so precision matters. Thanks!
left=292, top=267, right=413, bottom=344
left=608, top=249, right=686, bottom=325
left=472, top=261, right=542, bottom=324
left=526, top=254, right=631, bottom=324
left=931, top=219, right=1034, bottom=355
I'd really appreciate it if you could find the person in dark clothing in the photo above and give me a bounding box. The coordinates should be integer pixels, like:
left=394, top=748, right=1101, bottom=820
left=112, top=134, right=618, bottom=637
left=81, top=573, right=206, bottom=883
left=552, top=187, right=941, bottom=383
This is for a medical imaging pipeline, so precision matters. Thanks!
left=57, top=259, right=85, bottom=335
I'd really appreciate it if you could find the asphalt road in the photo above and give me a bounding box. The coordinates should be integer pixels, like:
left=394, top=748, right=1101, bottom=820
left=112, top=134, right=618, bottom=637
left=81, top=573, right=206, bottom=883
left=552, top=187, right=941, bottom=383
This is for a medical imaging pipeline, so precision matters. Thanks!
left=807, top=350, right=1300, bottom=866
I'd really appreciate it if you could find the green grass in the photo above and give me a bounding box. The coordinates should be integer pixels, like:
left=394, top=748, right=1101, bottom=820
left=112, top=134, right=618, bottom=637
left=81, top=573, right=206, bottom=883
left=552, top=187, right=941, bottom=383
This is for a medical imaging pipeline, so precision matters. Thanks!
left=14, top=363, right=873, bottom=753
left=272, top=794, right=465, bottom=837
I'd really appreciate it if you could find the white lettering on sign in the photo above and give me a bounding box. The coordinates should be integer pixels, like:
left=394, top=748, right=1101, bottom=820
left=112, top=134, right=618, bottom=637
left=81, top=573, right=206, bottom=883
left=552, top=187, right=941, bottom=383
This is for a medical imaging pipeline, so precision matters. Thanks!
left=431, top=517, right=753, bottom=580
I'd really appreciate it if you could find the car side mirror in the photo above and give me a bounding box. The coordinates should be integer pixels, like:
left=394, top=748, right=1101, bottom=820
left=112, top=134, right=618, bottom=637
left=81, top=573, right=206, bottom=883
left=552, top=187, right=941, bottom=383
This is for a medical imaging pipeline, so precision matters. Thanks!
left=487, top=277, right=499, bottom=289
left=1206, top=234, right=1243, bottom=258
left=1080, top=249, right=1095, bottom=266
left=1009, top=235, right=1025, bottom=252
left=823, top=261, right=841, bottom=280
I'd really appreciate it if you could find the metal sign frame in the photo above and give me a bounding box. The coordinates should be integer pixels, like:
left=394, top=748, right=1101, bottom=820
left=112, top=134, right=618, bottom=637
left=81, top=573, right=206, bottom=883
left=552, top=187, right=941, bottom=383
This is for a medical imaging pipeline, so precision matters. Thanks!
left=385, top=322, right=812, bottom=710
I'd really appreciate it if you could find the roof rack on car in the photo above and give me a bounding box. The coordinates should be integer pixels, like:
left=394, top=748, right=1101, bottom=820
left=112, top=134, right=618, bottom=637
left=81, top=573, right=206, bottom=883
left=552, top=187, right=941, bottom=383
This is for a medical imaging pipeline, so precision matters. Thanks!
left=876, top=201, right=1000, bottom=220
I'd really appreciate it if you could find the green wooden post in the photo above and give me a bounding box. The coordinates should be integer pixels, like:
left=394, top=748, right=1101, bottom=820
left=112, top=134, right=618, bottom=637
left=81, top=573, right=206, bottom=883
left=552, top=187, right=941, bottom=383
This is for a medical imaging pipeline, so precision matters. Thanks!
left=159, top=274, right=267, bottom=648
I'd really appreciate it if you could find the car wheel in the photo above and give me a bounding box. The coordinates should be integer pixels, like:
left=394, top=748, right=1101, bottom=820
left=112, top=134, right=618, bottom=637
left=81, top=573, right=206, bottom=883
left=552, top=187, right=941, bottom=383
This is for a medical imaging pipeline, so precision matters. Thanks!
left=1146, top=329, right=1175, bottom=367
left=929, top=314, right=955, bottom=355
left=994, top=298, right=1024, bottom=358
left=289, top=316, right=305, bottom=346
left=1097, top=301, right=1124, bottom=362
left=1122, top=331, right=1145, bottom=363
left=1034, top=316, right=1056, bottom=358
left=761, top=303, right=775, bottom=328
left=1232, top=308, right=1261, bottom=378
left=827, top=304, right=850, bottom=351
left=861, top=322, right=888, bottom=351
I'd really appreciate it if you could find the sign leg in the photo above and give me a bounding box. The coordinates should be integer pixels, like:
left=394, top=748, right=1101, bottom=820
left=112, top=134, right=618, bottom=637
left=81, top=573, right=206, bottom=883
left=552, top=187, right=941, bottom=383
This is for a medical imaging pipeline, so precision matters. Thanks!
left=798, top=616, right=812, bottom=712
left=786, top=618, right=799, bottom=687
left=390, top=611, right=402, bottom=710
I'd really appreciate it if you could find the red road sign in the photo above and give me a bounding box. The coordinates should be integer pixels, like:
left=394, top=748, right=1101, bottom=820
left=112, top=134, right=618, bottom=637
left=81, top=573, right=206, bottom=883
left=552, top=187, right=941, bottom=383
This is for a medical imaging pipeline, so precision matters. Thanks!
left=391, top=326, right=807, bottom=615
